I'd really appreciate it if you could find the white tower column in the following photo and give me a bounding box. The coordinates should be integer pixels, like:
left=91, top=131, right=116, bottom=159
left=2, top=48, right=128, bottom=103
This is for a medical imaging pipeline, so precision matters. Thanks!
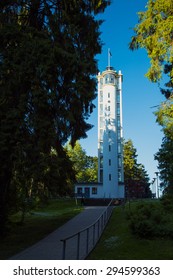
left=98, top=66, right=124, bottom=198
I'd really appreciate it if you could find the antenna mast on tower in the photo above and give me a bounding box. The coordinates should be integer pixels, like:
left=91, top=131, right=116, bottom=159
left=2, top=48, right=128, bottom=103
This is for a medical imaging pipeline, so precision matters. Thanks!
left=108, top=48, right=112, bottom=68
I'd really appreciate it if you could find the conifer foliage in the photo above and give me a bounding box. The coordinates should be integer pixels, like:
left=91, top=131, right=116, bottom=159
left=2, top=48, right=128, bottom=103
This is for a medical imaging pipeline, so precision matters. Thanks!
left=0, top=0, right=110, bottom=234
left=123, top=140, right=151, bottom=199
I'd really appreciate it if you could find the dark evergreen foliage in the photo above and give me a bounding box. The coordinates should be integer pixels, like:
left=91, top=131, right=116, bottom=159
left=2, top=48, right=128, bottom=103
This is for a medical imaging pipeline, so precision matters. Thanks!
left=123, top=140, right=152, bottom=199
left=155, top=137, right=173, bottom=195
left=0, top=0, right=110, bottom=234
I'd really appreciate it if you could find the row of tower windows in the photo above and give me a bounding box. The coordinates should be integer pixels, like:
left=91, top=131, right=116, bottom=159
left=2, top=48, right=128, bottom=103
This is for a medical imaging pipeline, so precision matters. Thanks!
left=99, top=156, right=121, bottom=167
left=99, top=91, right=120, bottom=102
left=99, top=170, right=122, bottom=183
left=99, top=105, right=120, bottom=115
left=99, top=129, right=121, bottom=141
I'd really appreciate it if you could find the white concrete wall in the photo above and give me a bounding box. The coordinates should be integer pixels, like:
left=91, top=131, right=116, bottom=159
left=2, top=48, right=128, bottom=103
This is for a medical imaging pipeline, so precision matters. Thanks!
left=74, top=184, right=104, bottom=198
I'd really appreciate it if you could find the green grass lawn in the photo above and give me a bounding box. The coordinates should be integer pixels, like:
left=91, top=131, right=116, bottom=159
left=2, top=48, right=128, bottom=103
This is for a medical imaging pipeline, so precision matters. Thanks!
left=87, top=203, right=173, bottom=260
left=0, top=198, right=82, bottom=260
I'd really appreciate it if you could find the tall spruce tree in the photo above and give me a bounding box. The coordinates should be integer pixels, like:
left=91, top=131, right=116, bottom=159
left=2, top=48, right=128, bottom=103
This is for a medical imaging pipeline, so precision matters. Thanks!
left=0, top=0, right=110, bottom=234
left=155, top=137, right=173, bottom=195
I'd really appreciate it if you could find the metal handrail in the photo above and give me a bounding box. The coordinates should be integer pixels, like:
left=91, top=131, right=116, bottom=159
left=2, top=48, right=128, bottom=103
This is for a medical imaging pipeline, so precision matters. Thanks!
left=61, top=199, right=113, bottom=259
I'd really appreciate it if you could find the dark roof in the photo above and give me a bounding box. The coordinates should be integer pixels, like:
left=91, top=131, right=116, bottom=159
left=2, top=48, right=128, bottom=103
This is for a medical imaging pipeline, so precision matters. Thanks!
left=75, top=182, right=103, bottom=186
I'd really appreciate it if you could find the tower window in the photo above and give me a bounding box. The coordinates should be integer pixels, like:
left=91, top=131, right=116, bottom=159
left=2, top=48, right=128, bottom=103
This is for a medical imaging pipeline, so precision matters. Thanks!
left=100, top=91, right=103, bottom=102
left=100, top=129, right=103, bottom=140
left=108, top=105, right=110, bottom=111
left=109, top=144, right=111, bottom=152
left=118, top=170, right=122, bottom=182
left=77, top=188, right=82, bottom=195
left=100, top=170, right=103, bottom=183
left=117, top=116, right=120, bottom=127
left=118, top=156, right=122, bottom=167
left=92, top=187, right=97, bottom=195
left=100, top=104, right=103, bottom=115
left=117, top=103, right=120, bottom=115
left=117, top=92, right=120, bottom=102
left=118, top=143, right=121, bottom=153
left=105, top=74, right=115, bottom=84
left=100, top=156, right=103, bottom=168
left=118, top=130, right=121, bottom=139
left=99, top=142, right=103, bottom=153
left=100, top=117, right=104, bottom=128
left=109, top=174, right=111, bottom=181
left=108, top=92, right=110, bottom=98
left=109, top=159, right=111, bottom=166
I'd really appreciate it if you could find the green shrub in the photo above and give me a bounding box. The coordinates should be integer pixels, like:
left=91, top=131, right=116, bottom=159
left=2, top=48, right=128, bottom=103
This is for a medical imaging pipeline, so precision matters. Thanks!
left=127, top=201, right=173, bottom=239
left=130, top=216, right=155, bottom=238
left=160, top=194, right=173, bottom=212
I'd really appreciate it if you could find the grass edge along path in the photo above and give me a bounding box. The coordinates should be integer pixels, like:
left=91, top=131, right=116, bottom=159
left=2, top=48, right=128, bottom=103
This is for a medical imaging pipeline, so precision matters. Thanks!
left=87, top=203, right=173, bottom=260
left=0, top=198, right=83, bottom=260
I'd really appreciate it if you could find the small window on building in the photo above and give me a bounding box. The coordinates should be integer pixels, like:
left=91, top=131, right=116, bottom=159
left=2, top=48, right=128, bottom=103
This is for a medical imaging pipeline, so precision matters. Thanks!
left=117, top=105, right=120, bottom=115
left=92, top=187, right=97, bottom=195
left=117, top=92, right=120, bottom=103
left=108, top=105, right=110, bottom=111
left=117, top=116, right=120, bottom=127
left=118, top=130, right=121, bottom=140
left=77, top=187, right=82, bottom=195
left=100, top=129, right=103, bottom=140
left=118, top=142, right=121, bottom=153
left=118, top=156, right=122, bottom=167
left=100, top=156, right=103, bottom=168
left=100, top=104, right=103, bottom=115
left=99, top=142, right=103, bottom=153
left=109, top=174, right=111, bottom=181
left=109, top=144, right=111, bottom=152
left=118, top=170, right=122, bottom=182
left=108, top=92, right=110, bottom=98
left=100, top=170, right=103, bottom=183
left=100, top=117, right=104, bottom=128
left=109, top=159, right=111, bottom=166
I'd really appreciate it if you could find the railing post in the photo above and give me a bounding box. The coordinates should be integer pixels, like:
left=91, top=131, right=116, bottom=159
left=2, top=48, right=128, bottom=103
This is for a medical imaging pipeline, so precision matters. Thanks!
left=86, top=228, right=89, bottom=255
left=62, top=239, right=66, bottom=260
left=93, top=224, right=95, bottom=246
left=102, top=214, right=104, bottom=231
left=77, top=232, right=80, bottom=260
left=97, top=219, right=99, bottom=238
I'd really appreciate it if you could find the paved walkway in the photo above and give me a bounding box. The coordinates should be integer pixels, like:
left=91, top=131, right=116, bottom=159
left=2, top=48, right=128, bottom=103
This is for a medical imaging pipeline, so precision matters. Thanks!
left=9, top=206, right=107, bottom=260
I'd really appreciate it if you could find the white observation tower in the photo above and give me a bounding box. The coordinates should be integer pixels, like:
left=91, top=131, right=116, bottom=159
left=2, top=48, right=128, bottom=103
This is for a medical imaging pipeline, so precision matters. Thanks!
left=97, top=50, right=124, bottom=198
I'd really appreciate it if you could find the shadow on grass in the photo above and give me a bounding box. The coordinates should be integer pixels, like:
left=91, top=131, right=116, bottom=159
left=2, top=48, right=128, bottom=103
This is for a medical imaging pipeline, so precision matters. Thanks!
left=0, top=198, right=83, bottom=260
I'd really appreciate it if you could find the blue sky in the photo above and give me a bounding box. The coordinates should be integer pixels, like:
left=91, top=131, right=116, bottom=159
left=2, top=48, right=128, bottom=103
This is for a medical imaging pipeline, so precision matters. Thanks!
left=80, top=0, right=165, bottom=181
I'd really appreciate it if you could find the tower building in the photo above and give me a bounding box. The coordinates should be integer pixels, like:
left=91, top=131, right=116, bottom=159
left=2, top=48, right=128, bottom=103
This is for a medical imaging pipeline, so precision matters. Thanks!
left=97, top=65, right=124, bottom=198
